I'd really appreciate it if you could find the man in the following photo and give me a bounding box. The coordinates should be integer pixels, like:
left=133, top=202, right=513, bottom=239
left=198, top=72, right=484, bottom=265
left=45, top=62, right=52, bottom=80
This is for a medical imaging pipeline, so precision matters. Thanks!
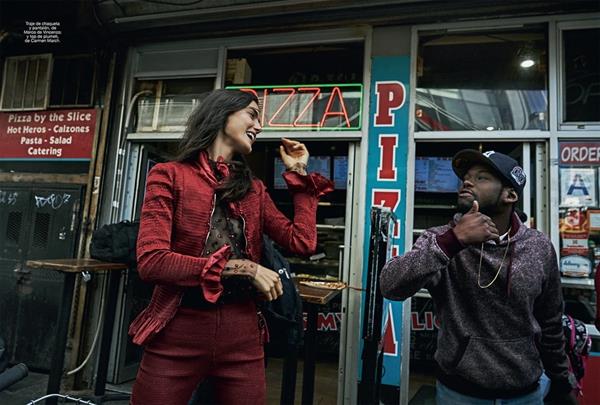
left=380, top=150, right=575, bottom=404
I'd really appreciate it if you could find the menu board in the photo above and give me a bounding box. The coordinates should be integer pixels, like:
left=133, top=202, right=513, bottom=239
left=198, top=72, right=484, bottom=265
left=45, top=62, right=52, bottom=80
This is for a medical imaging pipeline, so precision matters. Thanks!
left=274, top=156, right=331, bottom=189
left=415, top=157, right=461, bottom=193
left=333, top=156, right=348, bottom=190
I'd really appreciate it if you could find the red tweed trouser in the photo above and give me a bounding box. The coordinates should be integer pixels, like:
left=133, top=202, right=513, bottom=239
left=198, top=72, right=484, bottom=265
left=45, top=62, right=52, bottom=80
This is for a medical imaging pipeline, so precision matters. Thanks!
left=130, top=302, right=266, bottom=405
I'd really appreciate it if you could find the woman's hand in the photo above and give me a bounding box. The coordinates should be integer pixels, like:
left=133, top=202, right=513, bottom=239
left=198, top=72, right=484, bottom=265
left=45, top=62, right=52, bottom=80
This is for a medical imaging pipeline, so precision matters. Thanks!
left=280, top=138, right=309, bottom=175
left=222, top=259, right=283, bottom=301
left=252, top=264, right=283, bottom=301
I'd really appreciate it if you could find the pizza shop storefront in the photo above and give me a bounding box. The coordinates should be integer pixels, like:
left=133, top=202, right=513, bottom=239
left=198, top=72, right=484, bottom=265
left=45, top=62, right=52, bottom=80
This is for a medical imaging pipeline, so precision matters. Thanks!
left=98, top=28, right=392, bottom=404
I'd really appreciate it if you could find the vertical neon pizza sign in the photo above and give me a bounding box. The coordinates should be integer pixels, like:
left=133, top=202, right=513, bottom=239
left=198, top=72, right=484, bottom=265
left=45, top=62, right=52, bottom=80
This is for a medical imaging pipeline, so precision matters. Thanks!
left=363, top=57, right=410, bottom=387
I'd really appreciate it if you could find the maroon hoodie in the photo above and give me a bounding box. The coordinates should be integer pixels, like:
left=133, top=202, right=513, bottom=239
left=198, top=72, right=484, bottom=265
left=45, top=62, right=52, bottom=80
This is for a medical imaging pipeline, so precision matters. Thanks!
left=380, top=212, right=572, bottom=398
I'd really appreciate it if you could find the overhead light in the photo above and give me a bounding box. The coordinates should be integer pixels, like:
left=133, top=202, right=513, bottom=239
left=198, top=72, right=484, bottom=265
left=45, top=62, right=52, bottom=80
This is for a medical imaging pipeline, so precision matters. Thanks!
left=517, top=43, right=537, bottom=69
left=520, top=59, right=535, bottom=68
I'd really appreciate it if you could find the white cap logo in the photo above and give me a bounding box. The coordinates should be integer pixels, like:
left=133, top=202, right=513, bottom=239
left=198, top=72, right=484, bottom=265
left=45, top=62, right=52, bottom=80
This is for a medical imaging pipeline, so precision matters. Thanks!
left=511, top=166, right=526, bottom=186
left=483, top=151, right=496, bottom=157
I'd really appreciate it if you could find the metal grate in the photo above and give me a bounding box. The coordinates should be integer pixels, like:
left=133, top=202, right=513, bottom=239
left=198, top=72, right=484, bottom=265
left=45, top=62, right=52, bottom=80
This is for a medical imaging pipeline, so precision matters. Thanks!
left=0, top=54, right=52, bottom=111
left=6, top=211, right=23, bottom=245
left=32, top=213, right=50, bottom=248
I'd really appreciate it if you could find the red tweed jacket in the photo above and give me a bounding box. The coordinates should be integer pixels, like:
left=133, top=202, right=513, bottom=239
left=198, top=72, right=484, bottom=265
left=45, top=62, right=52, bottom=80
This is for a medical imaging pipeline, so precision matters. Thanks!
left=129, top=151, right=333, bottom=345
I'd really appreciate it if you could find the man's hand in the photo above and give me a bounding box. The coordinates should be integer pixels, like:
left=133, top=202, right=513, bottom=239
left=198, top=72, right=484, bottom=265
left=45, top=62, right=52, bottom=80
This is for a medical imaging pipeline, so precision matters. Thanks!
left=453, top=201, right=500, bottom=245
left=252, top=264, right=284, bottom=301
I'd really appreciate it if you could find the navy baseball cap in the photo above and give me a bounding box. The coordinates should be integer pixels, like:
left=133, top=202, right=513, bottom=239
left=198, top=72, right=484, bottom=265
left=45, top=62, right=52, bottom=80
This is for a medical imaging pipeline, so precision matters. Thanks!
left=452, top=149, right=526, bottom=196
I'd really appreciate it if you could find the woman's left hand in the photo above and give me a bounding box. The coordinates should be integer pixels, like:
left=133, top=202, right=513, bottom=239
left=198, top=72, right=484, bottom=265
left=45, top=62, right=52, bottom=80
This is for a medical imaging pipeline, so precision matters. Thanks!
left=280, top=138, right=309, bottom=171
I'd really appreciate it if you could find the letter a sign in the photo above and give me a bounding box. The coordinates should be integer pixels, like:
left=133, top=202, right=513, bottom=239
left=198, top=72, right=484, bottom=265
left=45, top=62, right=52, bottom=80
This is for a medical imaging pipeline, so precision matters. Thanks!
left=560, top=168, right=597, bottom=206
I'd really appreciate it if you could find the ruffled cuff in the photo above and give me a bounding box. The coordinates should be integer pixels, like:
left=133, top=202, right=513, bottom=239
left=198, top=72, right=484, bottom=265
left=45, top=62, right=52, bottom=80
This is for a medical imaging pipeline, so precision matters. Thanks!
left=282, top=171, right=334, bottom=198
left=200, top=244, right=231, bottom=303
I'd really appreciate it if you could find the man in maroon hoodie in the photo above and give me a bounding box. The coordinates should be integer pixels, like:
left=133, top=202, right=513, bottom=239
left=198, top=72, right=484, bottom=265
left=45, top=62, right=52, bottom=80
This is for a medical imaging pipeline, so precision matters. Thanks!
left=380, top=150, right=576, bottom=404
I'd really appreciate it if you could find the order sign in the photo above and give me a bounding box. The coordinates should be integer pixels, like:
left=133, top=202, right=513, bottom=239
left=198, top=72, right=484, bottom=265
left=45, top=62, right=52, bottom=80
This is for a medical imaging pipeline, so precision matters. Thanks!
left=0, top=109, right=98, bottom=160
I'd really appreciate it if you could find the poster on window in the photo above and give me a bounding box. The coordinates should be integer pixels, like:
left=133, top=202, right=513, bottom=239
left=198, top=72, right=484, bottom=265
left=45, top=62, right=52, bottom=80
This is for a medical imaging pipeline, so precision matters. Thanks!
left=560, top=255, right=593, bottom=278
left=589, top=209, right=600, bottom=232
left=560, top=168, right=597, bottom=207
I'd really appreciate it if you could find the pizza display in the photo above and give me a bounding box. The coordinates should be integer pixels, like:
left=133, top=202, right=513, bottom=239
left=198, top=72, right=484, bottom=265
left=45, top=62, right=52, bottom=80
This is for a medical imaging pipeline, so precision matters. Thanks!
left=299, top=280, right=347, bottom=290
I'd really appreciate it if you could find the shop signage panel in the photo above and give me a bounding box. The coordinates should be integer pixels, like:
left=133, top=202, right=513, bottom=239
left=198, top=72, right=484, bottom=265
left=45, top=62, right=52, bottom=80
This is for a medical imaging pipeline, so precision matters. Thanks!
left=0, top=109, right=98, bottom=160
left=560, top=141, right=600, bottom=165
left=559, top=167, right=597, bottom=207
left=361, top=56, right=410, bottom=387
left=226, top=84, right=362, bottom=131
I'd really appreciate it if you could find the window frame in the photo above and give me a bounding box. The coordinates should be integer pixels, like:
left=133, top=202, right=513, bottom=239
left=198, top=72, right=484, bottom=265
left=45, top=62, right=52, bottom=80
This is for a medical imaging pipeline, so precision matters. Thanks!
left=48, top=54, right=97, bottom=108
left=0, top=53, right=53, bottom=111
left=413, top=23, right=551, bottom=137
left=557, top=20, right=600, bottom=131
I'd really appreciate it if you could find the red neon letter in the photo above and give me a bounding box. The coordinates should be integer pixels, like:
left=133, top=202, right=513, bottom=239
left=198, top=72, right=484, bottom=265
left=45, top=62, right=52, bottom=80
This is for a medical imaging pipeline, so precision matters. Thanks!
left=240, top=88, right=258, bottom=98
left=294, top=87, right=321, bottom=127
left=374, top=81, right=406, bottom=127
left=320, top=87, right=351, bottom=128
left=261, top=89, right=268, bottom=126
left=268, top=88, right=296, bottom=127
left=378, top=135, right=398, bottom=181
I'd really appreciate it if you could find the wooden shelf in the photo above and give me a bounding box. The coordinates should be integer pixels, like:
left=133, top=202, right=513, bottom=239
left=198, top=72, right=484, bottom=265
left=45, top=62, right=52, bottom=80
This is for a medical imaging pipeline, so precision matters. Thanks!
left=316, top=224, right=345, bottom=230
left=561, top=277, right=595, bottom=290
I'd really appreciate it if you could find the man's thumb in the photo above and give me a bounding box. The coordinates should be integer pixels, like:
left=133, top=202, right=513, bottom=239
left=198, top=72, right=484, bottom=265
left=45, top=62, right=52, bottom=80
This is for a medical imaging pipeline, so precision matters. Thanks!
left=469, top=200, right=479, bottom=213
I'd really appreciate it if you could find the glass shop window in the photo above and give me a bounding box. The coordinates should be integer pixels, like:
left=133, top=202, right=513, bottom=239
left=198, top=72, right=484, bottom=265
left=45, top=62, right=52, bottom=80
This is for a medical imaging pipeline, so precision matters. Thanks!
left=134, top=78, right=215, bottom=133
left=558, top=141, right=599, bottom=323
left=562, top=27, right=600, bottom=125
left=416, top=25, right=548, bottom=131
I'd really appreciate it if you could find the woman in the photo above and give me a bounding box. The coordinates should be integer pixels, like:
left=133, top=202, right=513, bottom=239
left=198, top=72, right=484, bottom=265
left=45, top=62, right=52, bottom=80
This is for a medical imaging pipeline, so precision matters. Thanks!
left=129, top=89, right=333, bottom=404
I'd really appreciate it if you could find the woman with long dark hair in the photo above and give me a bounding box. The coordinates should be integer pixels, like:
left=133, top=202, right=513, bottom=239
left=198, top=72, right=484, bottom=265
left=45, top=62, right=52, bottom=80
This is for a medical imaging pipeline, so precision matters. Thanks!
left=129, top=89, right=333, bottom=404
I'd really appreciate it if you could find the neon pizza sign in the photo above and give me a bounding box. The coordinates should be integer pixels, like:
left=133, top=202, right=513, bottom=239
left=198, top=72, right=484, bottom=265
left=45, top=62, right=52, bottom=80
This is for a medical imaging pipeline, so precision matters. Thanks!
left=227, top=84, right=362, bottom=131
